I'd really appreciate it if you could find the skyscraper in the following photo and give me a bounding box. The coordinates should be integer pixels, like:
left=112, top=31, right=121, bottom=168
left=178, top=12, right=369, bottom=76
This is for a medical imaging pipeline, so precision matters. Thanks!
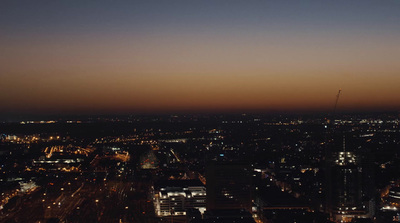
left=327, top=135, right=369, bottom=222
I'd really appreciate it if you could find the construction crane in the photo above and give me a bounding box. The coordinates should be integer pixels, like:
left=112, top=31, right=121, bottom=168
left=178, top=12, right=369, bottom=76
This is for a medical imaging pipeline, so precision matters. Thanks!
left=327, top=89, right=341, bottom=126
left=333, top=89, right=341, bottom=115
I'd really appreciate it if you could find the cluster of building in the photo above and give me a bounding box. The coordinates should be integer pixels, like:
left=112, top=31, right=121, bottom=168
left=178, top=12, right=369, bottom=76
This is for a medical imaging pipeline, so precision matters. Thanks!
left=1, top=114, right=400, bottom=222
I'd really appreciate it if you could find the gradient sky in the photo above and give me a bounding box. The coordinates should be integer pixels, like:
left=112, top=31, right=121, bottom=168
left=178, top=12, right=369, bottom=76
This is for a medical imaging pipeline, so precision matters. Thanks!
left=1, top=1, right=400, bottom=116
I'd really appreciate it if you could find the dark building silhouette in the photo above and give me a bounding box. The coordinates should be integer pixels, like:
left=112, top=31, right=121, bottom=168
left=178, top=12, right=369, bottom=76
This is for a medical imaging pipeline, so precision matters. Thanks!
left=206, top=161, right=252, bottom=211
left=203, top=209, right=256, bottom=223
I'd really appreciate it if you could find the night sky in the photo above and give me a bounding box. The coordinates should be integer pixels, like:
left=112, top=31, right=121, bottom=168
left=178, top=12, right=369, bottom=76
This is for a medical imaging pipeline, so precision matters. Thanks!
left=1, top=1, right=400, bottom=116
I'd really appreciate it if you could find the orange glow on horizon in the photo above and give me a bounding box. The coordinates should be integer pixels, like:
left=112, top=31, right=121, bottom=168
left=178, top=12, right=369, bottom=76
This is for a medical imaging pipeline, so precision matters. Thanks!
left=1, top=71, right=400, bottom=114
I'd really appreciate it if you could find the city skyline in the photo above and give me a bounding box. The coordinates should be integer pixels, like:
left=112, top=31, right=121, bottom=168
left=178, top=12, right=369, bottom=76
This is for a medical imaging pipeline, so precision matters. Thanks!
left=1, top=1, right=400, bottom=117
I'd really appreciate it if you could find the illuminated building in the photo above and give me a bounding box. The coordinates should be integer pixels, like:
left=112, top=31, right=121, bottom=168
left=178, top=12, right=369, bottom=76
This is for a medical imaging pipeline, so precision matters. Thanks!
left=154, top=180, right=206, bottom=216
left=388, top=187, right=400, bottom=206
left=327, top=136, right=371, bottom=222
